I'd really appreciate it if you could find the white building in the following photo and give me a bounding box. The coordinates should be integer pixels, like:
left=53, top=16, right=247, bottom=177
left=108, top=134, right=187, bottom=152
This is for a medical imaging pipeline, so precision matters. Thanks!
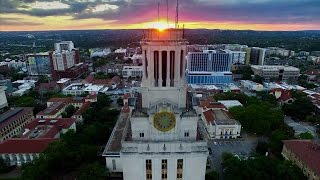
left=122, top=66, right=143, bottom=78
left=115, top=48, right=127, bottom=54
left=224, top=50, right=246, bottom=64
left=218, top=100, right=243, bottom=109
left=251, top=65, right=300, bottom=81
left=102, top=29, right=208, bottom=180
left=202, top=109, right=241, bottom=139
left=62, top=83, right=108, bottom=96
left=240, top=80, right=264, bottom=91
left=12, top=80, right=37, bottom=96
left=51, top=41, right=79, bottom=71
left=194, top=100, right=241, bottom=139
left=90, top=48, right=111, bottom=58
left=266, top=47, right=294, bottom=57
left=0, top=86, right=8, bottom=109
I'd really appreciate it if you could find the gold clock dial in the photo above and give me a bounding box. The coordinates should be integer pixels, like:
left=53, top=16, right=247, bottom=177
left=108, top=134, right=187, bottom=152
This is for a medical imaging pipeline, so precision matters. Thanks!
left=153, top=112, right=176, bottom=132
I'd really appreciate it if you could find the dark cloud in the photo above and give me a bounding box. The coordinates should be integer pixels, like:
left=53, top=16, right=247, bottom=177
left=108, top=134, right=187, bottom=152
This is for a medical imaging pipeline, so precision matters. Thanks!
left=1, top=0, right=320, bottom=25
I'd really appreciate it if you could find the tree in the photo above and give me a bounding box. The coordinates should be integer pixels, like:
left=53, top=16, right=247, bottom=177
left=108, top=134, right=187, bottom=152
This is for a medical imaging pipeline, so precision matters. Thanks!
left=229, top=103, right=284, bottom=135
left=252, top=75, right=264, bottom=84
left=21, top=94, right=119, bottom=179
left=282, top=95, right=313, bottom=120
left=64, top=105, right=76, bottom=118
left=0, top=158, right=10, bottom=173
left=78, top=162, right=108, bottom=180
left=222, top=155, right=307, bottom=180
left=117, top=97, right=123, bottom=106
left=206, top=170, right=219, bottom=180
left=299, top=132, right=314, bottom=139
left=95, top=72, right=108, bottom=79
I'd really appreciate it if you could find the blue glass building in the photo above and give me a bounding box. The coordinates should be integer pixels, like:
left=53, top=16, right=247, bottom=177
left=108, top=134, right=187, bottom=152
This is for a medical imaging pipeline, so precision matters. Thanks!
left=186, top=50, right=233, bottom=84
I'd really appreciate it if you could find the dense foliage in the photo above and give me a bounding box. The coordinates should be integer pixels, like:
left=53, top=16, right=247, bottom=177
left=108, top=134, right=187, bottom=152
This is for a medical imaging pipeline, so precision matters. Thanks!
left=299, top=132, right=314, bottom=139
left=282, top=91, right=314, bottom=120
left=21, top=94, right=119, bottom=179
left=229, top=103, right=284, bottom=135
left=0, top=159, right=10, bottom=174
left=222, top=153, right=306, bottom=180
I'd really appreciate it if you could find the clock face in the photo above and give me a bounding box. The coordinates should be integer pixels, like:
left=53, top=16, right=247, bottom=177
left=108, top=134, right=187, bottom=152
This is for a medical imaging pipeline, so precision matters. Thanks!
left=153, top=112, right=176, bottom=132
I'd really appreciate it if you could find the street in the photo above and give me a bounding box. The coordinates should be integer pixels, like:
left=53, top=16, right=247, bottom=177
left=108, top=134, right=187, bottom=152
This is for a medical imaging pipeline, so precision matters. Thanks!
left=284, top=116, right=318, bottom=139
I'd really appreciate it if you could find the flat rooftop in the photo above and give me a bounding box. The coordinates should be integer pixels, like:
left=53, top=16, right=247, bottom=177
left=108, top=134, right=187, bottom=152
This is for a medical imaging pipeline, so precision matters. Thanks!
left=103, top=113, right=129, bottom=154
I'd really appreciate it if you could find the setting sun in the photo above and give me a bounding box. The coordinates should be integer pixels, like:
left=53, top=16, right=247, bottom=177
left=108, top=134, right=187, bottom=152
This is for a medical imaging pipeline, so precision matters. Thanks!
left=144, top=20, right=175, bottom=31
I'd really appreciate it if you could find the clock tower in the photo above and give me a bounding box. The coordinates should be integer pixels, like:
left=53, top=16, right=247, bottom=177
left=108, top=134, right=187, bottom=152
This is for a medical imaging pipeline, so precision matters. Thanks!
left=103, top=28, right=208, bottom=180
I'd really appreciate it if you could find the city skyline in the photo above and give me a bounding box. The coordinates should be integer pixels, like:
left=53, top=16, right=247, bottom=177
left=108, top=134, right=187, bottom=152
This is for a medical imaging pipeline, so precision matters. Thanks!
left=1, top=0, right=320, bottom=31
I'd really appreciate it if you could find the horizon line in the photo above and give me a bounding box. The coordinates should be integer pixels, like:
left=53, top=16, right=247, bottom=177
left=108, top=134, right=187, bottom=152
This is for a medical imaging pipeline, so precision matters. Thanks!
left=1, top=28, right=320, bottom=33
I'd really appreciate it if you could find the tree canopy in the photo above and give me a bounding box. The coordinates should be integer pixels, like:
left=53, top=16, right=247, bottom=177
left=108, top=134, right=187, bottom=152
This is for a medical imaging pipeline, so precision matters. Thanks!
left=21, top=95, right=119, bottom=179
left=222, top=153, right=306, bottom=180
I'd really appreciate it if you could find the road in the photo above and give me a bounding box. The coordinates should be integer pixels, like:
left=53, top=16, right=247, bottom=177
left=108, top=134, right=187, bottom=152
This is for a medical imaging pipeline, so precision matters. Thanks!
left=198, top=119, right=259, bottom=178
left=284, top=116, right=318, bottom=139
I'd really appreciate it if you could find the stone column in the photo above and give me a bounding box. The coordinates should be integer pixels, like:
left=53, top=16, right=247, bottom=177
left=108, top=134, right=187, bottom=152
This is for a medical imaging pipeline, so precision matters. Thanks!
left=29, top=154, right=34, bottom=161
left=166, top=50, right=170, bottom=87
left=9, top=154, right=13, bottom=161
left=159, top=50, right=163, bottom=87
left=23, top=154, right=27, bottom=163
left=174, top=49, right=180, bottom=87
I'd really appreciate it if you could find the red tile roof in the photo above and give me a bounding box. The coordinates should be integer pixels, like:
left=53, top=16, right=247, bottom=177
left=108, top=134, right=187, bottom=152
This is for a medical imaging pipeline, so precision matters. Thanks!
left=37, top=101, right=68, bottom=116
left=271, top=89, right=293, bottom=101
left=84, top=74, right=94, bottom=83
left=93, top=79, right=111, bottom=85
left=36, top=81, right=58, bottom=91
left=0, top=138, right=56, bottom=153
left=283, top=140, right=320, bottom=176
left=200, top=100, right=226, bottom=109
left=203, top=110, right=215, bottom=123
left=73, top=102, right=91, bottom=115
left=123, top=93, right=130, bottom=99
left=23, top=118, right=76, bottom=139
left=47, top=97, right=72, bottom=103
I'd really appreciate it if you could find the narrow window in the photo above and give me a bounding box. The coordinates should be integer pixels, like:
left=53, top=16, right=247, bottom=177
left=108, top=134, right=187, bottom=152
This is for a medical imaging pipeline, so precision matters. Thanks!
left=146, top=159, right=152, bottom=180
left=112, top=159, right=116, bottom=170
left=140, top=133, right=144, bottom=137
left=177, top=159, right=183, bottom=179
left=161, top=159, right=167, bottom=179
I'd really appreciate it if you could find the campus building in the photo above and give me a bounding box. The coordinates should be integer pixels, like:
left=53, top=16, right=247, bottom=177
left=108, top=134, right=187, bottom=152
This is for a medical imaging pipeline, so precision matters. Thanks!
left=186, top=50, right=233, bottom=84
left=246, top=47, right=266, bottom=65
left=102, top=28, right=208, bottom=180
left=0, top=107, right=34, bottom=142
left=26, top=53, right=51, bottom=76
left=251, top=65, right=300, bottom=81
left=282, top=140, right=320, bottom=180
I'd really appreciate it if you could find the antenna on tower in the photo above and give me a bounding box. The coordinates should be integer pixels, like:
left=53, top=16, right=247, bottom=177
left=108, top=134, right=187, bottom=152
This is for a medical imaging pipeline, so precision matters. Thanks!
left=158, top=2, right=160, bottom=23
left=175, top=0, right=179, bottom=28
left=166, top=0, right=169, bottom=26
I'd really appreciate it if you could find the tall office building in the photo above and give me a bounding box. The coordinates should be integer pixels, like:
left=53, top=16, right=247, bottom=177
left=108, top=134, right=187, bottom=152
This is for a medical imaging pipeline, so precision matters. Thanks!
left=50, top=41, right=80, bottom=71
left=246, top=47, right=266, bottom=65
left=102, top=29, right=208, bottom=180
left=26, top=53, right=51, bottom=76
left=186, top=50, right=233, bottom=84
left=49, top=41, right=85, bottom=80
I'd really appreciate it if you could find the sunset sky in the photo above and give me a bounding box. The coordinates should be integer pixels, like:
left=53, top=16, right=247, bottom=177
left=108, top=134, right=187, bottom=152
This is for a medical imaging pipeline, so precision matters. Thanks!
left=1, top=0, right=319, bottom=31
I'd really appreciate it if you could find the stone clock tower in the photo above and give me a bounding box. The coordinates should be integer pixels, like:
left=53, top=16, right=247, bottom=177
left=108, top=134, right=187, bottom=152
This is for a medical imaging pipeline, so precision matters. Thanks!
left=103, top=29, right=208, bottom=180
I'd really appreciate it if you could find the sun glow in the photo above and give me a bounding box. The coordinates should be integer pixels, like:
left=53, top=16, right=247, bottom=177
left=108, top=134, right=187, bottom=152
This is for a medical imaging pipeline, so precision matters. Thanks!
left=145, top=21, right=175, bottom=31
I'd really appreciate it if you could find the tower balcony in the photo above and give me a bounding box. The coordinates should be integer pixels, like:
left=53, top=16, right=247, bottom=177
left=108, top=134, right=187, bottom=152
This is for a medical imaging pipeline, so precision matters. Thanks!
left=141, top=29, right=188, bottom=43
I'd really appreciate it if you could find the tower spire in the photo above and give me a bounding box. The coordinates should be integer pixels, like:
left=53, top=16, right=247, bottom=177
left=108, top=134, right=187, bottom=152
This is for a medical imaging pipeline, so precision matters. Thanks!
left=175, top=0, right=179, bottom=28
left=166, top=0, right=169, bottom=26
left=158, top=2, right=160, bottom=23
